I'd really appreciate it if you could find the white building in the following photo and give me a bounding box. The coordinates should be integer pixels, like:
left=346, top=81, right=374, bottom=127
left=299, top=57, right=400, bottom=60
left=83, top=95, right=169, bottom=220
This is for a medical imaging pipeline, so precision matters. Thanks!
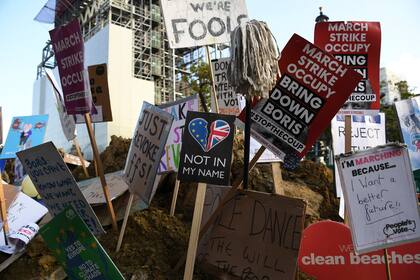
left=380, top=67, right=402, bottom=106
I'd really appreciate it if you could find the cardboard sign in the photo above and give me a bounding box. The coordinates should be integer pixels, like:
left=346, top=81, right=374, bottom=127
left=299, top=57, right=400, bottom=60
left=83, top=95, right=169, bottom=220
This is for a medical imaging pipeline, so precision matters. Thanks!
left=250, top=137, right=281, bottom=163
left=74, top=64, right=113, bottom=123
left=40, top=206, right=125, bottom=280
left=298, top=221, right=420, bottom=280
left=63, top=153, right=91, bottom=167
left=45, top=68, right=77, bottom=141
left=124, top=102, right=173, bottom=203
left=0, top=192, right=48, bottom=253
left=0, top=115, right=49, bottom=160
left=80, top=171, right=128, bottom=205
left=336, top=144, right=420, bottom=254
left=211, top=58, right=245, bottom=115
left=251, top=34, right=362, bottom=162
left=17, top=142, right=104, bottom=235
left=315, top=21, right=381, bottom=115
left=332, top=114, right=386, bottom=198
left=49, top=19, right=92, bottom=115
left=177, top=111, right=235, bottom=185
left=158, top=95, right=199, bottom=173
left=160, top=0, right=248, bottom=48
left=199, top=190, right=306, bottom=279
left=395, top=97, right=420, bottom=193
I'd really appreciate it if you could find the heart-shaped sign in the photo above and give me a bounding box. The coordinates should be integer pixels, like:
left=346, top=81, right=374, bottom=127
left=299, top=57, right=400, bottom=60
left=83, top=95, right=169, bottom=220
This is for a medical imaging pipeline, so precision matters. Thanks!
left=298, top=221, right=420, bottom=280
left=188, top=118, right=230, bottom=152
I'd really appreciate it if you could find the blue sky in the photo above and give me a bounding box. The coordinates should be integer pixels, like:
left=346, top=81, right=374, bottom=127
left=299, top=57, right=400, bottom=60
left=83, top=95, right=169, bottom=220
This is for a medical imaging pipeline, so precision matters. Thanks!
left=1, top=0, right=420, bottom=139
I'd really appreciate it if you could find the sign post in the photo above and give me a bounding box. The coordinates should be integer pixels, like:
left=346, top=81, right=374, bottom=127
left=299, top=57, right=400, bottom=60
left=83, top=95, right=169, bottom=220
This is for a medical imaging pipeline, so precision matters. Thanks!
left=0, top=181, right=8, bottom=239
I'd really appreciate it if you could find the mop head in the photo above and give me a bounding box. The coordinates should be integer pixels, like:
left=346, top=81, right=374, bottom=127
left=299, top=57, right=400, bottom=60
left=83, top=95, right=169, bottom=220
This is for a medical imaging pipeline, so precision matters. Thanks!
left=228, top=20, right=279, bottom=98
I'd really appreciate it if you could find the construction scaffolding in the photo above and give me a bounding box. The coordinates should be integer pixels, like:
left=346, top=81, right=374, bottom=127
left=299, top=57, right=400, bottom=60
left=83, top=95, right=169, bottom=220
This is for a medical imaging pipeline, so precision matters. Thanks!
left=36, top=0, right=224, bottom=104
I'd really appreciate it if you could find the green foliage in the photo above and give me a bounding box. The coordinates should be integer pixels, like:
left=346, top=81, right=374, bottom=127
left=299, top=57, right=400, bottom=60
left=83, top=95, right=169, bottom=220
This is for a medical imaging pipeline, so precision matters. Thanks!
left=182, top=61, right=212, bottom=111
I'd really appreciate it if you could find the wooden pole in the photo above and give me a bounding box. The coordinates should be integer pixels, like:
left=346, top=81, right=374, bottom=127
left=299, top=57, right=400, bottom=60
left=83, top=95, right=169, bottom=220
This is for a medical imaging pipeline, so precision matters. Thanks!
left=0, top=180, right=9, bottom=239
left=242, top=95, right=252, bottom=190
left=84, top=113, right=118, bottom=231
left=384, top=248, right=392, bottom=280
left=72, top=138, right=89, bottom=178
left=205, top=46, right=219, bottom=114
left=271, top=162, right=284, bottom=195
left=116, top=193, right=134, bottom=253
left=183, top=182, right=207, bottom=280
left=343, top=115, right=352, bottom=225
left=170, top=179, right=181, bottom=216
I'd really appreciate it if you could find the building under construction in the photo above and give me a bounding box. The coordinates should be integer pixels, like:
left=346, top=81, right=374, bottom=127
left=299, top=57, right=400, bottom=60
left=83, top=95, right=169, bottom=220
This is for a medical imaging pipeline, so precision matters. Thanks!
left=33, top=0, right=224, bottom=157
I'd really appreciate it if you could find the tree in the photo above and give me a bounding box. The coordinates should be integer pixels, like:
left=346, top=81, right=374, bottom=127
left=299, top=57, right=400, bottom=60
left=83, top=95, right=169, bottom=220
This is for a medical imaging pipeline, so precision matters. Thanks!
left=181, top=61, right=212, bottom=112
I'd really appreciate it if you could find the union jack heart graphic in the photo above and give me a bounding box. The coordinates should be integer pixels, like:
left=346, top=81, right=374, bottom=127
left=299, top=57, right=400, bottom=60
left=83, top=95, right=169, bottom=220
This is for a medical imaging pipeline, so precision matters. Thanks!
left=188, top=118, right=231, bottom=152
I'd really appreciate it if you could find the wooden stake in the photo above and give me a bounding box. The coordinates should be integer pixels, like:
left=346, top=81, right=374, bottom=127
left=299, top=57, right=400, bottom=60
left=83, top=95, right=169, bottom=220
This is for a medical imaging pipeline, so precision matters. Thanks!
left=84, top=113, right=118, bottom=231
left=72, top=138, right=89, bottom=178
left=205, top=46, right=219, bottom=114
left=0, top=180, right=9, bottom=237
left=116, top=193, right=134, bottom=253
left=384, top=248, right=392, bottom=280
left=343, top=115, right=352, bottom=225
left=170, top=179, right=181, bottom=216
left=183, top=182, right=207, bottom=280
left=243, top=96, right=252, bottom=190
left=271, top=162, right=284, bottom=195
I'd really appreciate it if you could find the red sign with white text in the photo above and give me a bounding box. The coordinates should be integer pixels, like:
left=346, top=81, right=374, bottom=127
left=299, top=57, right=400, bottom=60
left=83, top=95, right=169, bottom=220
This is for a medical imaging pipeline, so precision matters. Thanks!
left=251, top=34, right=362, bottom=162
left=49, top=20, right=92, bottom=115
left=298, top=221, right=420, bottom=280
left=315, top=21, right=381, bottom=115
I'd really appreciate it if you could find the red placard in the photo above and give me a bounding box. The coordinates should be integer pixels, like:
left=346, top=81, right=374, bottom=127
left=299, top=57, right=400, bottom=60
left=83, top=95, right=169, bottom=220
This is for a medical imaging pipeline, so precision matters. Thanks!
left=298, top=221, right=420, bottom=280
left=250, top=34, right=362, bottom=162
left=49, top=20, right=92, bottom=115
left=315, top=21, right=381, bottom=115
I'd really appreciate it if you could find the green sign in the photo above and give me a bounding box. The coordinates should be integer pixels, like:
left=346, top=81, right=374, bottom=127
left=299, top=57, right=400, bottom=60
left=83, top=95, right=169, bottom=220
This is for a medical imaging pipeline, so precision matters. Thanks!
left=40, top=206, right=125, bottom=280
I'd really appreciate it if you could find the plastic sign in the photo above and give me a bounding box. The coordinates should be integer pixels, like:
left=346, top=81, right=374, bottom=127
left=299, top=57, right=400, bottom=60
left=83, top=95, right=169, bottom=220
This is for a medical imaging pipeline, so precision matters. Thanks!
left=336, top=144, right=420, bottom=254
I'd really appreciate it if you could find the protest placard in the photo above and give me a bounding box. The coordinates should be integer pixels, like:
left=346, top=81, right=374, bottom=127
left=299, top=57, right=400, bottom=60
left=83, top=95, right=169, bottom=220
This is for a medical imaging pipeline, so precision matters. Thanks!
left=0, top=106, right=3, bottom=144
left=124, top=102, right=173, bottom=204
left=49, top=19, right=92, bottom=115
left=250, top=34, right=362, bottom=162
left=158, top=95, right=199, bottom=173
left=177, top=111, right=235, bottom=186
left=74, top=63, right=113, bottom=123
left=332, top=114, right=386, bottom=198
left=0, top=115, right=49, bottom=160
left=315, top=21, right=381, bottom=115
left=0, top=192, right=48, bottom=253
left=40, top=206, right=125, bottom=280
left=45, top=69, right=77, bottom=141
left=298, top=221, right=420, bottom=280
left=395, top=97, right=420, bottom=193
left=336, top=144, right=420, bottom=254
left=199, top=190, right=306, bottom=279
left=16, top=142, right=104, bottom=235
left=160, top=0, right=248, bottom=48
left=211, top=58, right=245, bottom=116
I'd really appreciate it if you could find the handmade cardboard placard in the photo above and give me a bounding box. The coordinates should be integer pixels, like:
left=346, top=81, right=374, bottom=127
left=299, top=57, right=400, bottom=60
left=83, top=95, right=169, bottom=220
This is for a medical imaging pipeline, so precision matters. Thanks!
left=298, top=221, right=420, bottom=280
left=40, top=206, right=125, bottom=280
left=198, top=190, right=306, bottom=279
left=16, top=142, right=104, bottom=235
left=49, top=19, right=92, bottom=115
left=158, top=95, right=199, bottom=173
left=45, top=68, right=77, bottom=141
left=177, top=111, right=235, bottom=186
left=211, top=58, right=245, bottom=116
left=395, top=97, right=420, bottom=193
left=0, top=115, right=49, bottom=160
left=336, top=144, right=420, bottom=254
left=315, top=21, right=381, bottom=115
left=250, top=34, right=362, bottom=162
left=75, top=63, right=113, bottom=123
left=331, top=114, right=386, bottom=198
left=124, top=102, right=173, bottom=204
left=63, top=153, right=91, bottom=167
left=160, top=0, right=248, bottom=48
